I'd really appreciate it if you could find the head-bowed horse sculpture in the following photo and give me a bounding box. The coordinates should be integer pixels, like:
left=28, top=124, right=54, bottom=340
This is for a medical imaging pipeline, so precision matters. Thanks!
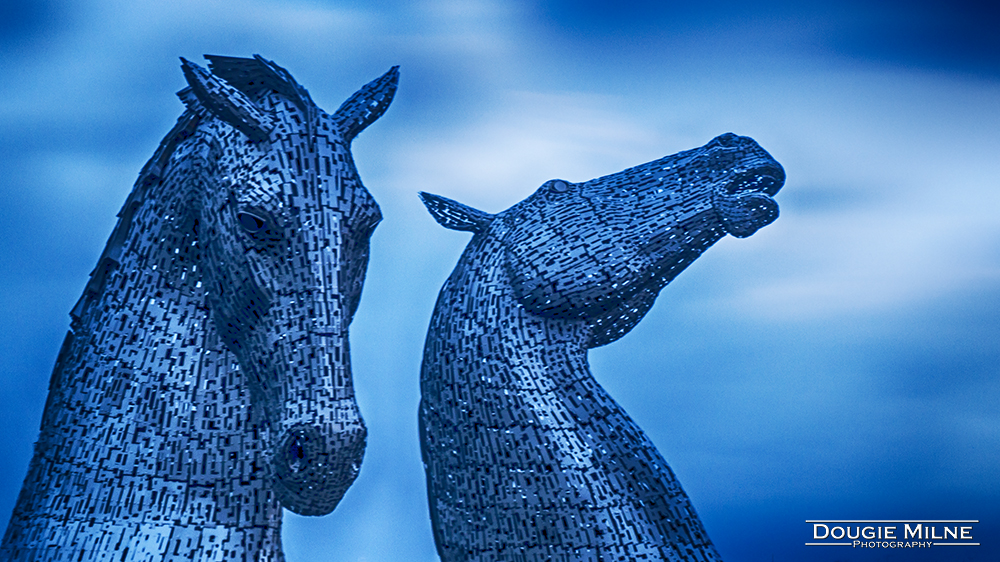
left=419, top=132, right=784, bottom=561
left=1, top=55, right=397, bottom=561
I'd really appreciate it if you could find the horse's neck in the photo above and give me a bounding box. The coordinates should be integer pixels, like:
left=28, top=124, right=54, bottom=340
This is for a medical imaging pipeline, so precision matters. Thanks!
left=427, top=237, right=591, bottom=385
left=45, top=259, right=237, bottom=456
left=3, top=181, right=284, bottom=561
left=423, top=239, right=723, bottom=561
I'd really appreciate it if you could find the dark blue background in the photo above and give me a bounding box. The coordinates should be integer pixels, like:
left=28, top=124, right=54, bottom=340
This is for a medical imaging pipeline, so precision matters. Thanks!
left=1, top=1, right=998, bottom=560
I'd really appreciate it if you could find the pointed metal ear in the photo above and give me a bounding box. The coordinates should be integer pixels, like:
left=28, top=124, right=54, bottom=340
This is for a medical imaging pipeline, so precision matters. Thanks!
left=180, top=57, right=275, bottom=143
left=332, top=66, right=399, bottom=144
left=418, top=192, right=494, bottom=233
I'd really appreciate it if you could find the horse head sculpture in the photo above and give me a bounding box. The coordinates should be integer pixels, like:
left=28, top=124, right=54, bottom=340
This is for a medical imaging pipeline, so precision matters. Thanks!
left=419, top=133, right=784, bottom=561
left=2, top=55, right=397, bottom=561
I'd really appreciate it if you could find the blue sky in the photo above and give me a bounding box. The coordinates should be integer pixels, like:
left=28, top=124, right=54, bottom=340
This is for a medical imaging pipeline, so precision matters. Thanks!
left=1, top=1, right=998, bottom=560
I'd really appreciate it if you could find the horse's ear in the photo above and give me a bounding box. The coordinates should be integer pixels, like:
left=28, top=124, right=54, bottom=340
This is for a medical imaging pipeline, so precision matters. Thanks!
left=418, top=192, right=494, bottom=233
left=333, top=66, right=399, bottom=144
left=180, top=57, right=275, bottom=143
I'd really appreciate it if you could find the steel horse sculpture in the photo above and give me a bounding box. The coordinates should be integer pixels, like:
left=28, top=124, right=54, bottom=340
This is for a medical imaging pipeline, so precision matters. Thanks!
left=1, top=55, right=397, bottom=561
left=419, top=133, right=784, bottom=561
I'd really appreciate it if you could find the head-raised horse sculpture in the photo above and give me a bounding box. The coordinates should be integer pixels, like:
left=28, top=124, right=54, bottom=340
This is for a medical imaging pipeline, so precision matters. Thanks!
left=1, top=55, right=397, bottom=561
left=419, top=132, right=784, bottom=561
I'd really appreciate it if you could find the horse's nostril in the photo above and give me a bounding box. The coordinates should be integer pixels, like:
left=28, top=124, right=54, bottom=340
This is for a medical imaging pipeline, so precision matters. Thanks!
left=288, top=435, right=305, bottom=459
left=281, top=426, right=320, bottom=475
left=288, top=435, right=306, bottom=471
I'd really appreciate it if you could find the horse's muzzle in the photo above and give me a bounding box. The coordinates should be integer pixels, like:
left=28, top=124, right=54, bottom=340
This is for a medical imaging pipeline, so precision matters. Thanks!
left=270, top=420, right=367, bottom=516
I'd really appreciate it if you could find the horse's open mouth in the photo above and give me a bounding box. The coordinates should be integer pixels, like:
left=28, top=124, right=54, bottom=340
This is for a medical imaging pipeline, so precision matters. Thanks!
left=722, top=165, right=785, bottom=196
left=713, top=165, right=784, bottom=238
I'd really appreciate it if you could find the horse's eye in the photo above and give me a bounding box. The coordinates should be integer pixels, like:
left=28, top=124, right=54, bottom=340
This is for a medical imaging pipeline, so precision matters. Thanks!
left=550, top=180, right=569, bottom=193
left=238, top=212, right=267, bottom=233
left=710, top=133, right=740, bottom=148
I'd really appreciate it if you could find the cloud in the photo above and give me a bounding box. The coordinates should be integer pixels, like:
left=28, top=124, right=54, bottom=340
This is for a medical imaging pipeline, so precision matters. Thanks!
left=0, top=0, right=379, bottom=125
left=393, top=90, right=668, bottom=208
